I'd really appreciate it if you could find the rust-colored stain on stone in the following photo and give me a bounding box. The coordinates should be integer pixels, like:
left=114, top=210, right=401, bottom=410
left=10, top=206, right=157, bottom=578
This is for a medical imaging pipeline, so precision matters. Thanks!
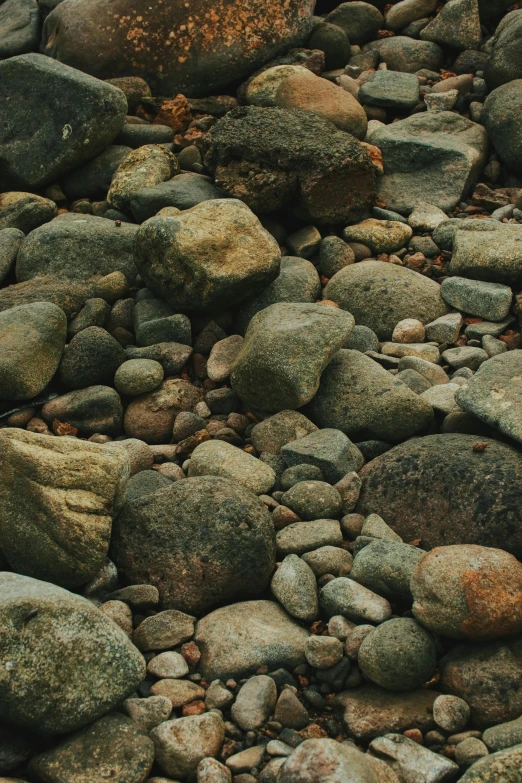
left=42, top=0, right=316, bottom=96
left=461, top=566, right=522, bottom=639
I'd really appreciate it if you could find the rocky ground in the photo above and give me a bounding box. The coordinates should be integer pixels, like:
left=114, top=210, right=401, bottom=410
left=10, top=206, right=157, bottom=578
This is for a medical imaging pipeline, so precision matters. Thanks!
left=2, top=0, right=522, bottom=781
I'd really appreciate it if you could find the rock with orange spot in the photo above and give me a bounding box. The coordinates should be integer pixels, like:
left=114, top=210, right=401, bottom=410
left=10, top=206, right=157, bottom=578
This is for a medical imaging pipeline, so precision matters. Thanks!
left=42, top=0, right=315, bottom=97
left=411, top=545, right=522, bottom=640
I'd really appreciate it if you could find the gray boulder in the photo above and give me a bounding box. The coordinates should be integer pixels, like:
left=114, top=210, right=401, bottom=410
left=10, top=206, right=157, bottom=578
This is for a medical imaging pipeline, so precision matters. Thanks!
left=450, top=223, right=522, bottom=285
left=231, top=303, right=354, bottom=412
left=0, top=192, right=57, bottom=233
left=308, top=350, right=433, bottom=442
left=0, top=54, right=127, bottom=190
left=188, top=440, right=276, bottom=494
left=0, top=0, right=39, bottom=58
left=485, top=10, right=522, bottom=89
left=368, top=111, right=488, bottom=212
left=0, top=573, right=145, bottom=734
left=324, top=261, right=448, bottom=340
left=483, top=80, right=522, bottom=176
left=460, top=744, right=522, bottom=783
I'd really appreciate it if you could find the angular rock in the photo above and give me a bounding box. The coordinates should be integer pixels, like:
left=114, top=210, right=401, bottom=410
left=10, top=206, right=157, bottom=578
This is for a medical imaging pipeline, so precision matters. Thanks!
left=308, top=350, right=433, bottom=442
left=368, top=734, right=459, bottom=783
left=0, top=429, right=129, bottom=588
left=319, top=577, right=392, bottom=624
left=0, top=0, right=39, bottom=58
left=0, top=302, right=66, bottom=400
left=440, top=277, right=512, bottom=321
left=133, top=610, right=195, bottom=652
left=0, top=192, right=57, bottom=233
left=0, top=54, right=127, bottom=190
left=342, top=686, right=438, bottom=740
left=420, top=0, right=481, bottom=50
left=112, top=476, right=275, bottom=615
left=124, top=379, right=202, bottom=444
left=42, top=0, right=316, bottom=96
left=107, top=145, right=179, bottom=212
left=0, top=573, right=145, bottom=734
left=360, top=71, right=420, bottom=110
left=188, top=440, right=275, bottom=494
left=151, top=712, right=225, bottom=779
left=357, top=434, right=522, bottom=557
left=231, top=303, right=354, bottom=412
left=281, top=429, right=364, bottom=484
left=130, top=173, right=223, bottom=223
left=350, top=540, right=424, bottom=601
left=450, top=223, right=522, bottom=285
left=368, top=112, right=488, bottom=212
left=135, top=199, right=280, bottom=312
left=206, top=106, right=376, bottom=225
left=194, top=600, right=309, bottom=681
left=251, top=410, right=317, bottom=454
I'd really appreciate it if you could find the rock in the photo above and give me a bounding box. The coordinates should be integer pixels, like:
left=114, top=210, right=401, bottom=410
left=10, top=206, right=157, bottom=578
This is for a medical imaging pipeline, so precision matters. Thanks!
left=246, top=65, right=367, bottom=138
left=125, top=342, right=193, bottom=377
left=308, top=350, right=434, bottom=442
left=251, top=410, right=317, bottom=454
left=392, top=319, right=426, bottom=344
left=408, top=202, right=447, bottom=231
left=385, top=0, right=438, bottom=32
left=235, top=256, right=321, bottom=335
left=281, top=429, right=363, bottom=484
left=0, top=0, right=39, bottom=58
left=206, top=106, right=376, bottom=225
left=135, top=199, right=280, bottom=312
left=114, top=359, right=164, bottom=396
left=124, top=379, right=202, bottom=444
left=151, top=679, right=205, bottom=708
left=449, top=223, right=522, bottom=285
left=0, top=429, right=129, bottom=588
left=107, top=145, right=179, bottom=212
left=188, top=440, right=275, bottom=494
left=278, top=738, right=393, bottom=783
left=425, top=313, right=463, bottom=344
left=112, top=476, right=275, bottom=616
left=130, top=173, right=223, bottom=222
left=206, top=336, right=244, bottom=383
left=442, top=346, right=488, bottom=372
left=327, top=2, right=384, bottom=44
left=16, top=213, right=139, bottom=284
left=485, top=10, right=522, bottom=89
left=0, top=192, right=57, bottom=233
left=61, top=145, right=132, bottom=201
left=0, top=573, right=145, bottom=734
left=372, top=36, right=443, bottom=72
left=271, top=555, right=319, bottom=622
left=358, top=619, right=436, bottom=691
left=441, top=637, right=522, bottom=728
left=441, top=278, right=512, bottom=321
left=483, top=717, right=522, bottom=752
left=276, top=519, right=343, bottom=556
left=351, top=540, right=424, bottom=601
left=368, top=112, right=487, bottom=212
left=226, top=745, right=264, bottom=774
left=381, top=342, right=440, bottom=364
left=0, top=227, right=23, bottom=285
left=368, top=734, right=459, bottom=783
left=343, top=220, right=413, bottom=254
left=360, top=71, right=420, bottom=110
left=305, top=636, right=343, bottom=669
left=29, top=713, right=154, bottom=783
left=123, top=695, right=172, bottom=733
left=274, top=689, right=310, bottom=730
left=281, top=481, right=342, bottom=521
left=356, top=434, right=522, bottom=557
left=195, top=600, right=308, bottom=681
left=151, top=712, right=225, bottom=779
left=231, top=303, right=354, bottom=412
left=420, top=0, right=481, bottom=50
left=198, top=758, right=232, bottom=783
left=42, top=0, right=315, bottom=97
left=319, top=236, right=355, bottom=279
left=433, top=695, right=471, bottom=733
left=231, top=676, right=277, bottom=730
left=459, top=744, right=522, bottom=783
left=484, top=81, right=522, bottom=175
left=319, top=577, right=392, bottom=624
left=0, top=302, right=66, bottom=400
left=411, top=545, right=522, bottom=640
left=59, top=326, right=125, bottom=389
left=307, top=22, right=352, bottom=70
left=41, top=385, right=123, bottom=436
left=342, top=686, right=439, bottom=740
left=0, top=54, right=127, bottom=190
left=324, top=261, right=448, bottom=340
left=147, top=652, right=189, bottom=679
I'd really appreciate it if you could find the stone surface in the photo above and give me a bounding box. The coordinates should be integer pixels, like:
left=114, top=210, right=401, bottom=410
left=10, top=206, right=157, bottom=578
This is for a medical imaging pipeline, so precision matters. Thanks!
left=231, top=303, right=354, bottom=412
left=0, top=192, right=57, bottom=234
left=0, top=573, right=145, bottom=734
left=41, top=385, right=124, bottom=436
left=441, top=277, right=512, bottom=321
left=0, top=302, right=66, bottom=401
left=0, top=429, right=129, bottom=588
left=420, top=0, right=481, bottom=50
left=485, top=11, right=522, bottom=89
left=324, top=261, right=448, bottom=340
left=231, top=676, right=277, bottom=730
left=308, top=350, right=433, bottom=442
left=357, top=434, right=522, bottom=557
left=251, top=410, right=317, bottom=454
left=112, top=476, right=275, bottom=615
left=342, top=686, right=438, bottom=740
left=277, top=738, right=395, bottom=783
left=0, top=54, right=127, bottom=190
left=151, top=712, right=225, bottom=779
left=449, top=223, right=522, bottom=285
left=350, top=540, right=424, bottom=601
left=368, top=734, right=459, bottom=783
left=271, top=555, right=319, bottom=622
left=320, top=577, right=392, bottom=624
left=135, top=200, right=280, bottom=312
left=42, top=0, right=316, bottom=96
left=194, top=600, right=309, bottom=681
left=0, top=0, right=39, bottom=58
left=360, top=71, right=420, bottom=110
left=368, top=112, right=488, bottom=212
left=107, top=145, right=179, bottom=212
left=281, top=428, right=363, bottom=484
left=188, top=440, right=275, bottom=494
left=459, top=744, right=522, bottom=783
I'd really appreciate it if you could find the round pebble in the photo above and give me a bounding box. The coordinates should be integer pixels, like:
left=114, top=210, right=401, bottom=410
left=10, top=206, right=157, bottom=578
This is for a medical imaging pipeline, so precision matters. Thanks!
left=114, top=358, right=164, bottom=396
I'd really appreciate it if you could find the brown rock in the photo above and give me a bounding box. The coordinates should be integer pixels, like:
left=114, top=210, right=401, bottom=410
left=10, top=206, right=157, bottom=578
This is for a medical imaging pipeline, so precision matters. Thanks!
left=124, top=379, right=203, bottom=444
left=341, top=685, right=439, bottom=740
left=42, top=0, right=315, bottom=96
left=153, top=95, right=192, bottom=133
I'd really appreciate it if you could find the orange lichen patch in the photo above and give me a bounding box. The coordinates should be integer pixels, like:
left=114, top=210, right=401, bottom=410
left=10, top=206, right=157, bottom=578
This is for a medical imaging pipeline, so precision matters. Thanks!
left=153, top=94, right=192, bottom=133
left=377, top=29, right=395, bottom=38
left=316, top=299, right=339, bottom=308
left=300, top=724, right=328, bottom=739
left=52, top=419, right=78, bottom=437
left=182, top=700, right=206, bottom=715
left=361, top=143, right=384, bottom=175
left=461, top=565, right=522, bottom=639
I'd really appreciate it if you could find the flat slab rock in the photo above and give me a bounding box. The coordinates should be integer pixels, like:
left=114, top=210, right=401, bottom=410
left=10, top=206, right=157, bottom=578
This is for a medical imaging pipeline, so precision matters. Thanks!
left=356, top=433, right=522, bottom=557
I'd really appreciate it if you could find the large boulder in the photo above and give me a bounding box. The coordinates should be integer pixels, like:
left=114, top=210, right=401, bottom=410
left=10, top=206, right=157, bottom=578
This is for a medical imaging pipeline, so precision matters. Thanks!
left=111, top=476, right=276, bottom=615
left=135, top=200, right=280, bottom=312
left=482, top=80, right=522, bottom=177
left=278, top=738, right=398, bottom=783
left=308, top=350, right=433, bottom=442
left=194, top=600, right=309, bottom=680
left=459, top=744, right=522, bottom=782
left=0, top=302, right=66, bottom=401
left=16, top=213, right=139, bottom=284
left=206, top=106, right=377, bottom=225
left=0, top=573, right=145, bottom=734
left=485, top=10, right=522, bottom=89
left=0, top=0, right=39, bottom=58
left=41, top=0, right=315, bottom=96
left=324, top=261, right=448, bottom=340
left=0, top=54, right=127, bottom=190
left=356, top=434, right=522, bottom=557
left=231, top=303, right=355, bottom=411
left=0, top=429, right=129, bottom=588
left=368, top=112, right=488, bottom=212
left=449, top=222, right=522, bottom=285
